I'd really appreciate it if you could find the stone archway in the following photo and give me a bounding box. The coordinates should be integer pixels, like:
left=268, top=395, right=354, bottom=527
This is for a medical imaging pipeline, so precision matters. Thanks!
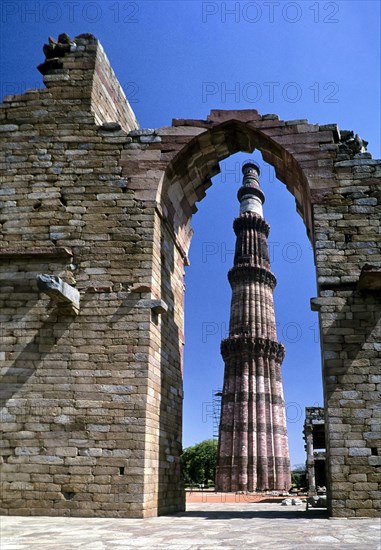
left=123, top=109, right=381, bottom=517
left=1, top=35, right=379, bottom=519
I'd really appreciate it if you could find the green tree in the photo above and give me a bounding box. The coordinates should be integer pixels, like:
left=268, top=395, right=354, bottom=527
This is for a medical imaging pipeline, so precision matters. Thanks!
left=180, top=439, right=218, bottom=486
left=291, top=463, right=307, bottom=488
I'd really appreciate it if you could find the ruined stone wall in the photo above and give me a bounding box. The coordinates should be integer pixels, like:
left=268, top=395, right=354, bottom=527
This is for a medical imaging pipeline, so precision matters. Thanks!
left=0, top=34, right=167, bottom=518
left=312, top=162, right=381, bottom=517
left=0, top=34, right=380, bottom=518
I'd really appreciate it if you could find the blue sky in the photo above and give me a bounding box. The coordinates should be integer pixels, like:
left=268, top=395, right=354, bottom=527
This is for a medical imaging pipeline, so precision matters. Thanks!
left=1, top=1, right=380, bottom=467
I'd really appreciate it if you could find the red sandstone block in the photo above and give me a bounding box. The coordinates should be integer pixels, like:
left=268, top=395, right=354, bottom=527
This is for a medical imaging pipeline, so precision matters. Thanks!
left=208, top=109, right=261, bottom=123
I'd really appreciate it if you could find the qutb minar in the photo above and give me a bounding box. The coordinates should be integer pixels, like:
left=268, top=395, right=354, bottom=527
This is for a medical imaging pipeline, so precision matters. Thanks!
left=216, top=162, right=291, bottom=492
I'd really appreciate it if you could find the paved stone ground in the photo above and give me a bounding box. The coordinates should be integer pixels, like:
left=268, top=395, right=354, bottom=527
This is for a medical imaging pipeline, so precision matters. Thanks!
left=1, top=503, right=380, bottom=550
left=186, top=490, right=294, bottom=503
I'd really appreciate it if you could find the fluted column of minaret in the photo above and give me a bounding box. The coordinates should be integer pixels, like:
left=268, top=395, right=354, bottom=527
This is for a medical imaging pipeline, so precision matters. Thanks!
left=216, top=162, right=291, bottom=493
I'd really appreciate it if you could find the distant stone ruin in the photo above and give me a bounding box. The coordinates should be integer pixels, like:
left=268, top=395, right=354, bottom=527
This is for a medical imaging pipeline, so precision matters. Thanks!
left=304, top=407, right=326, bottom=493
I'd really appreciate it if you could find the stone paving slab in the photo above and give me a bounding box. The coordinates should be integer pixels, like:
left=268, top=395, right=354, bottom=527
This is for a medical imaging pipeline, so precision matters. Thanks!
left=1, top=503, right=380, bottom=550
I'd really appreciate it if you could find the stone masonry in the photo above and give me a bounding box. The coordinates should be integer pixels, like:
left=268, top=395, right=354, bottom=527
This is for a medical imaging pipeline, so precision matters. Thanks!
left=0, top=33, right=380, bottom=518
left=216, top=162, right=291, bottom=492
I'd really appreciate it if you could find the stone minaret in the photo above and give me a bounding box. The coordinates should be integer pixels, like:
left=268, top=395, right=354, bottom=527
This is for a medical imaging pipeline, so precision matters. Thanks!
left=216, top=162, right=291, bottom=492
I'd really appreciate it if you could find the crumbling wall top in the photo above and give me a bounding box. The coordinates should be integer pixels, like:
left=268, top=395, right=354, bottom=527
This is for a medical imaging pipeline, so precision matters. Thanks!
left=6, top=33, right=139, bottom=133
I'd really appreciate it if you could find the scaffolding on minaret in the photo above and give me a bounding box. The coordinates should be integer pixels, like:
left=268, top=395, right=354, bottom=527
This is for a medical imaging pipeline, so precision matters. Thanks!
left=215, top=161, right=291, bottom=492
left=212, top=390, right=222, bottom=440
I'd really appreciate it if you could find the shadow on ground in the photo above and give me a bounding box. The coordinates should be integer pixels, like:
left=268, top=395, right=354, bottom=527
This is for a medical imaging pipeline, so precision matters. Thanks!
left=177, top=509, right=329, bottom=520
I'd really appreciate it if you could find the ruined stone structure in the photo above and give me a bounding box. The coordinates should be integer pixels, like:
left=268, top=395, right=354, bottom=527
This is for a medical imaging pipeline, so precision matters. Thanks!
left=304, top=407, right=326, bottom=493
left=216, top=162, right=291, bottom=492
left=0, top=34, right=380, bottom=518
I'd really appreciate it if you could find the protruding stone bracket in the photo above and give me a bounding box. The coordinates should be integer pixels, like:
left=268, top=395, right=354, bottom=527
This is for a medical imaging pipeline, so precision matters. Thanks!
left=310, top=298, right=321, bottom=312
left=357, top=264, right=381, bottom=291
left=135, top=298, right=168, bottom=315
left=37, top=274, right=80, bottom=315
left=150, top=300, right=168, bottom=315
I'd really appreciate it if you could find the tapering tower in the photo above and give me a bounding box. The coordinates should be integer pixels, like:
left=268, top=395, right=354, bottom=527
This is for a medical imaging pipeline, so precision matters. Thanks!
left=216, top=162, right=291, bottom=492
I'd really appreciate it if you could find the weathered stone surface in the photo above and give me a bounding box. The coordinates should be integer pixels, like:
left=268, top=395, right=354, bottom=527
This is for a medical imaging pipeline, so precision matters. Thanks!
left=99, top=122, right=122, bottom=132
left=36, top=274, right=80, bottom=309
left=0, top=33, right=380, bottom=520
left=358, top=264, right=381, bottom=290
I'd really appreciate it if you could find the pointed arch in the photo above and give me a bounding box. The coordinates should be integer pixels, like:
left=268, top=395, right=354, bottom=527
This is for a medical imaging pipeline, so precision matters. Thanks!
left=157, top=112, right=338, bottom=255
